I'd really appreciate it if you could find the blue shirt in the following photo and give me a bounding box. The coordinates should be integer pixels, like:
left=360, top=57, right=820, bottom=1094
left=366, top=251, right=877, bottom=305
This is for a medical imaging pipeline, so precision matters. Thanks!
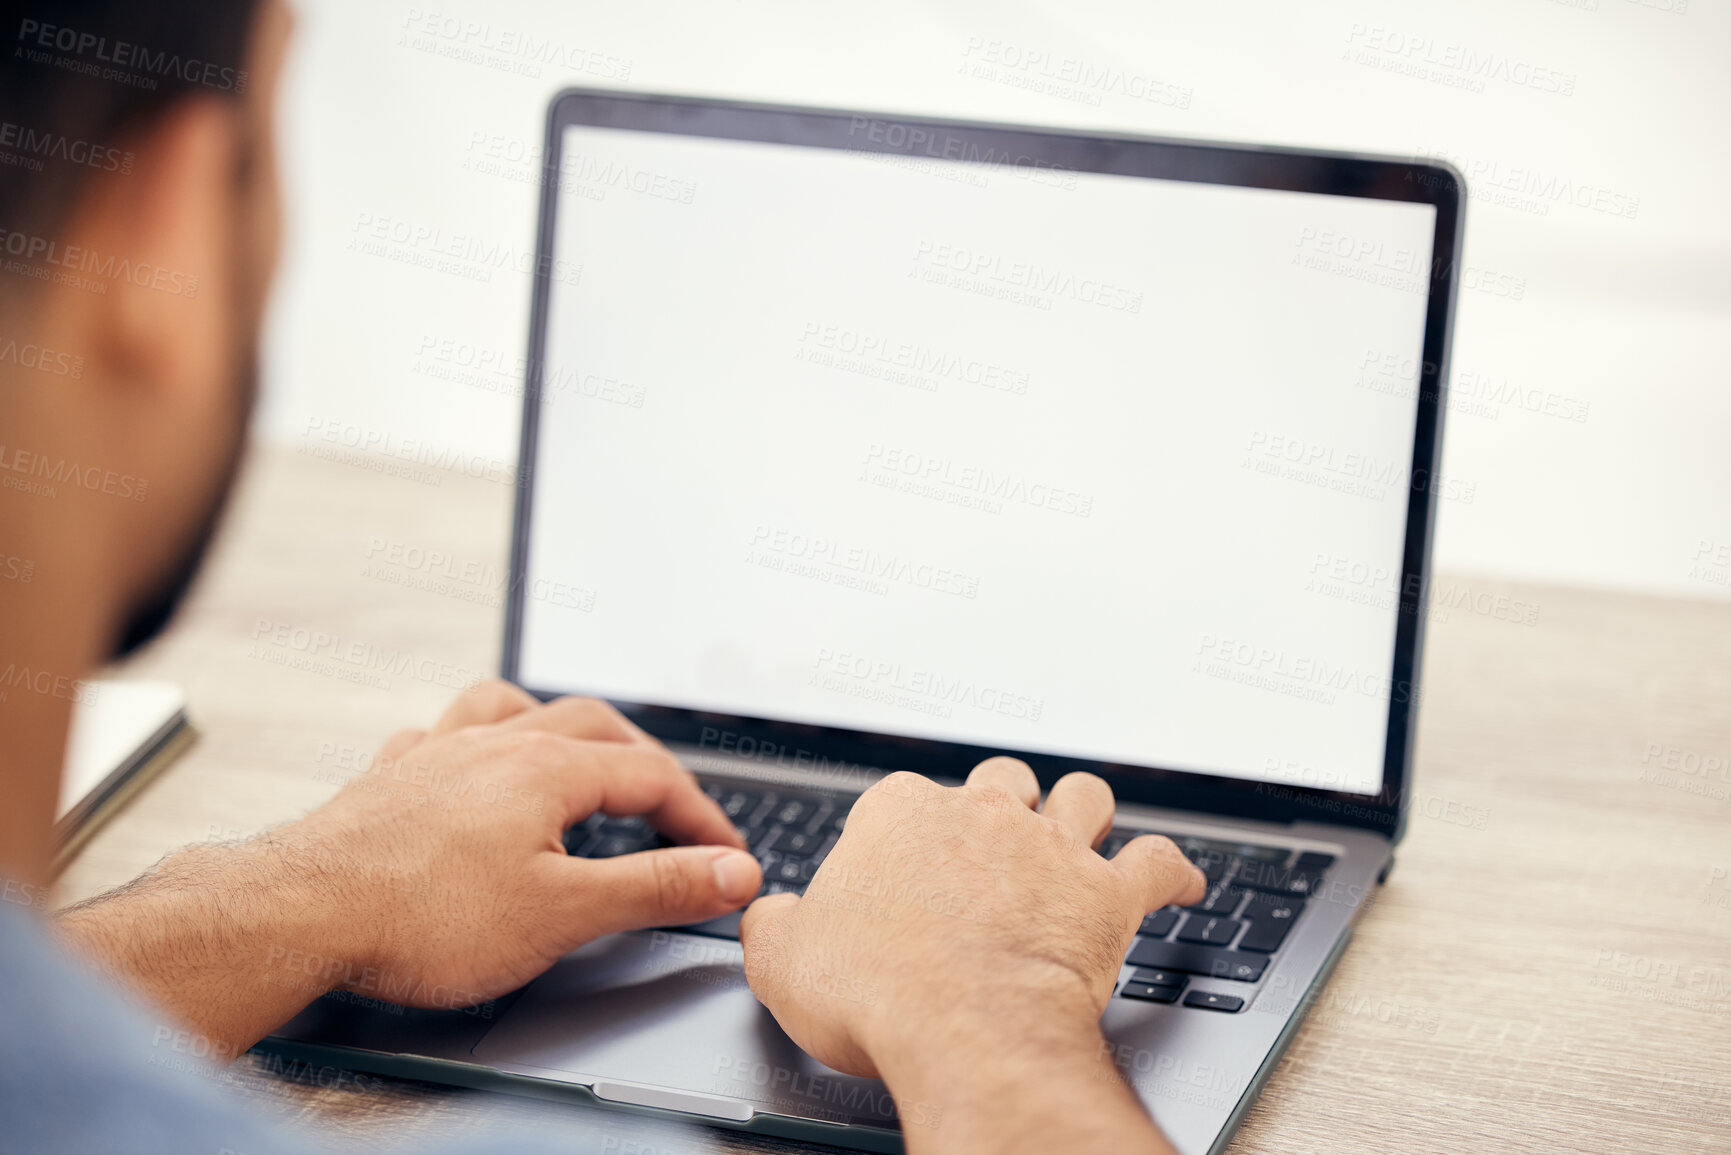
left=0, top=899, right=702, bottom=1154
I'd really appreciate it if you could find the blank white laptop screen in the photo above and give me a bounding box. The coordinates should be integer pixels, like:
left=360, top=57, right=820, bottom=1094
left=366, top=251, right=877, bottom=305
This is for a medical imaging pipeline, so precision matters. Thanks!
left=518, top=124, right=1437, bottom=797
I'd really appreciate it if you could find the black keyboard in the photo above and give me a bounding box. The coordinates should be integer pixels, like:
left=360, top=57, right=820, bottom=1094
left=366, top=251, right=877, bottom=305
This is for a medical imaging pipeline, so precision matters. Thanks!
left=563, top=776, right=855, bottom=939
left=564, top=780, right=1334, bottom=1010
left=1102, top=827, right=1334, bottom=1012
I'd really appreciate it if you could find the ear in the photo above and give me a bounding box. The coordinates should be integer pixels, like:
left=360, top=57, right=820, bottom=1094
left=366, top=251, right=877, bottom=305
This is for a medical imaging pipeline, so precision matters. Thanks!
left=67, top=96, right=244, bottom=417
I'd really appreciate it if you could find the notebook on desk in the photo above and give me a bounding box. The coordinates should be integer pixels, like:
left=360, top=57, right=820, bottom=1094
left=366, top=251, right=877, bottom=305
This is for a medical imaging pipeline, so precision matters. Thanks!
left=55, top=680, right=196, bottom=869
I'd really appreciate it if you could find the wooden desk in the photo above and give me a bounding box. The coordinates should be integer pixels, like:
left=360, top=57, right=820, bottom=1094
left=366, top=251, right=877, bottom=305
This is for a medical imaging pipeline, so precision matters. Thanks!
left=55, top=443, right=1731, bottom=1154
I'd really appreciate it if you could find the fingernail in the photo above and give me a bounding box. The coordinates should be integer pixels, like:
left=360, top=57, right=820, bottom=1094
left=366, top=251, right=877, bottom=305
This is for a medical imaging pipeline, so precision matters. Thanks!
left=712, top=850, right=758, bottom=903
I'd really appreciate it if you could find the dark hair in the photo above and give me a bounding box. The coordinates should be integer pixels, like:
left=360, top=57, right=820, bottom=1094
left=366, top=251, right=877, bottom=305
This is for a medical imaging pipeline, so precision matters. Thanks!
left=0, top=1, right=261, bottom=248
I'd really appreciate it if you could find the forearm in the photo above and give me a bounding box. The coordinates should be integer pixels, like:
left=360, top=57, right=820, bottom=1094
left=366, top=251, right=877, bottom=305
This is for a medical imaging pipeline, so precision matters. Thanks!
left=56, top=832, right=364, bottom=1061
left=873, top=997, right=1175, bottom=1155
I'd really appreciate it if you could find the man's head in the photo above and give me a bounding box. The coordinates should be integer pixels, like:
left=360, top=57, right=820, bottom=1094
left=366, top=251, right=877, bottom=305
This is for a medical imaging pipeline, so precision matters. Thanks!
left=0, top=0, right=287, bottom=658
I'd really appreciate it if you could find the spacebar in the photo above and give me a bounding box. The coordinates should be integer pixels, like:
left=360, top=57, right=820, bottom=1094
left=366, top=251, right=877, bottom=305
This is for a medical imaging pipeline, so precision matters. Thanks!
left=670, top=911, right=742, bottom=940
left=1126, top=938, right=1266, bottom=982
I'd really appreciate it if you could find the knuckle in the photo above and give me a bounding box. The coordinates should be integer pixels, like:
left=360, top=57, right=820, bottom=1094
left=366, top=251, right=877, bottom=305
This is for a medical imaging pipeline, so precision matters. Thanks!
left=498, top=729, right=567, bottom=767
left=478, top=678, right=519, bottom=706
left=563, top=695, right=628, bottom=735
left=972, top=782, right=1021, bottom=815
left=563, top=696, right=602, bottom=719
left=874, top=771, right=928, bottom=800
left=1142, top=834, right=1183, bottom=861
left=651, top=852, right=693, bottom=912
left=1041, top=813, right=1082, bottom=851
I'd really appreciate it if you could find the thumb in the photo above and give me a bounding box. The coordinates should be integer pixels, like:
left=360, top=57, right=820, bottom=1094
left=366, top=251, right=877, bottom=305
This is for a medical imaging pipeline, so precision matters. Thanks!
left=738, top=891, right=800, bottom=957
left=737, top=891, right=800, bottom=1002
left=565, top=845, right=761, bottom=937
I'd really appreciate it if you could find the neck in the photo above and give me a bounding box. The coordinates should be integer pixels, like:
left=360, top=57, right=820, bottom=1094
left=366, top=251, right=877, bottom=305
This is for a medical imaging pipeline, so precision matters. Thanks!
left=0, top=388, right=127, bottom=892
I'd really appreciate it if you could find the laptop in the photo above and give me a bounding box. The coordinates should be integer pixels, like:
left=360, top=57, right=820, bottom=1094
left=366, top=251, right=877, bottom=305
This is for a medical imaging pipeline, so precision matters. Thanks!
left=268, top=89, right=1463, bottom=1155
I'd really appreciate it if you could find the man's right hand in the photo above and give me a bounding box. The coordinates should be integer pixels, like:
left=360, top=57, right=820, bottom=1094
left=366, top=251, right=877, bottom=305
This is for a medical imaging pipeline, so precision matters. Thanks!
left=58, top=681, right=761, bottom=1064
left=739, top=757, right=1206, bottom=1155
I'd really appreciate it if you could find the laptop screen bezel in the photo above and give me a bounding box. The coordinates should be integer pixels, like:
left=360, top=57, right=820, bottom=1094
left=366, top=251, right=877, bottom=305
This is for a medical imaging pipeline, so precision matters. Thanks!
left=503, top=88, right=1464, bottom=843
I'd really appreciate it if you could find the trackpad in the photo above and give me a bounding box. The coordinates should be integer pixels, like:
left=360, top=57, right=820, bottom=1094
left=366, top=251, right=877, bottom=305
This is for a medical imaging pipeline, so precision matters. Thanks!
left=474, top=930, right=905, bottom=1131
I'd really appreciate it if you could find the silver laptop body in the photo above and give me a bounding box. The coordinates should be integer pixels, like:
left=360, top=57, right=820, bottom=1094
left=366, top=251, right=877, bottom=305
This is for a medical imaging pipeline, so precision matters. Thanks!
left=270, top=90, right=1463, bottom=1155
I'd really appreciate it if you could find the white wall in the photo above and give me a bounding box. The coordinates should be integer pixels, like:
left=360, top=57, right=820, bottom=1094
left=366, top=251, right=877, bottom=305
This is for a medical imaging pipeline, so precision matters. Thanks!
left=260, top=0, right=1731, bottom=600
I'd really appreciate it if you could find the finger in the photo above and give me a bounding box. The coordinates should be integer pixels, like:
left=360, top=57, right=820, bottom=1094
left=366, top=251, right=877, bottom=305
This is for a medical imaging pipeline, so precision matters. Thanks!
left=533, top=737, right=745, bottom=849
left=738, top=893, right=802, bottom=1035
left=1114, top=835, right=1208, bottom=913
left=428, top=678, right=539, bottom=736
left=1040, top=772, right=1116, bottom=848
left=557, top=845, right=761, bottom=939
left=964, top=756, right=1040, bottom=808
left=737, top=892, right=880, bottom=1080
left=607, top=708, right=661, bottom=746
left=494, top=695, right=635, bottom=743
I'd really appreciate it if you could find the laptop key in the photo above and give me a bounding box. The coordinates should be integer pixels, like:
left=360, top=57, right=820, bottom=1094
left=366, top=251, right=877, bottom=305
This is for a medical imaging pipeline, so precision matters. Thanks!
left=1175, top=837, right=1287, bottom=885
left=1237, top=919, right=1294, bottom=954
left=744, top=795, right=780, bottom=830
left=1139, top=908, right=1180, bottom=938
left=1243, top=892, right=1305, bottom=922
left=1131, top=968, right=1186, bottom=988
left=1121, top=982, right=1182, bottom=1004
left=590, top=833, right=655, bottom=858
left=1237, top=893, right=1304, bottom=953
left=803, top=800, right=834, bottom=834
left=771, top=798, right=815, bottom=826
left=1175, top=916, right=1242, bottom=946
left=1237, top=852, right=1335, bottom=896
left=1183, top=990, right=1244, bottom=1013
left=1126, top=939, right=1267, bottom=982
left=1234, top=860, right=1300, bottom=894
left=760, top=827, right=823, bottom=857
left=1185, top=883, right=1248, bottom=915
left=1289, top=852, right=1335, bottom=894
left=769, top=856, right=815, bottom=885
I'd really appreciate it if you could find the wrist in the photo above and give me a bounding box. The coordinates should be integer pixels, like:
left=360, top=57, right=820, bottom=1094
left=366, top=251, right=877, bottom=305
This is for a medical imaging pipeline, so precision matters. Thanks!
left=864, top=970, right=1120, bottom=1130
left=201, top=829, right=380, bottom=1001
left=54, top=833, right=374, bottom=1060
